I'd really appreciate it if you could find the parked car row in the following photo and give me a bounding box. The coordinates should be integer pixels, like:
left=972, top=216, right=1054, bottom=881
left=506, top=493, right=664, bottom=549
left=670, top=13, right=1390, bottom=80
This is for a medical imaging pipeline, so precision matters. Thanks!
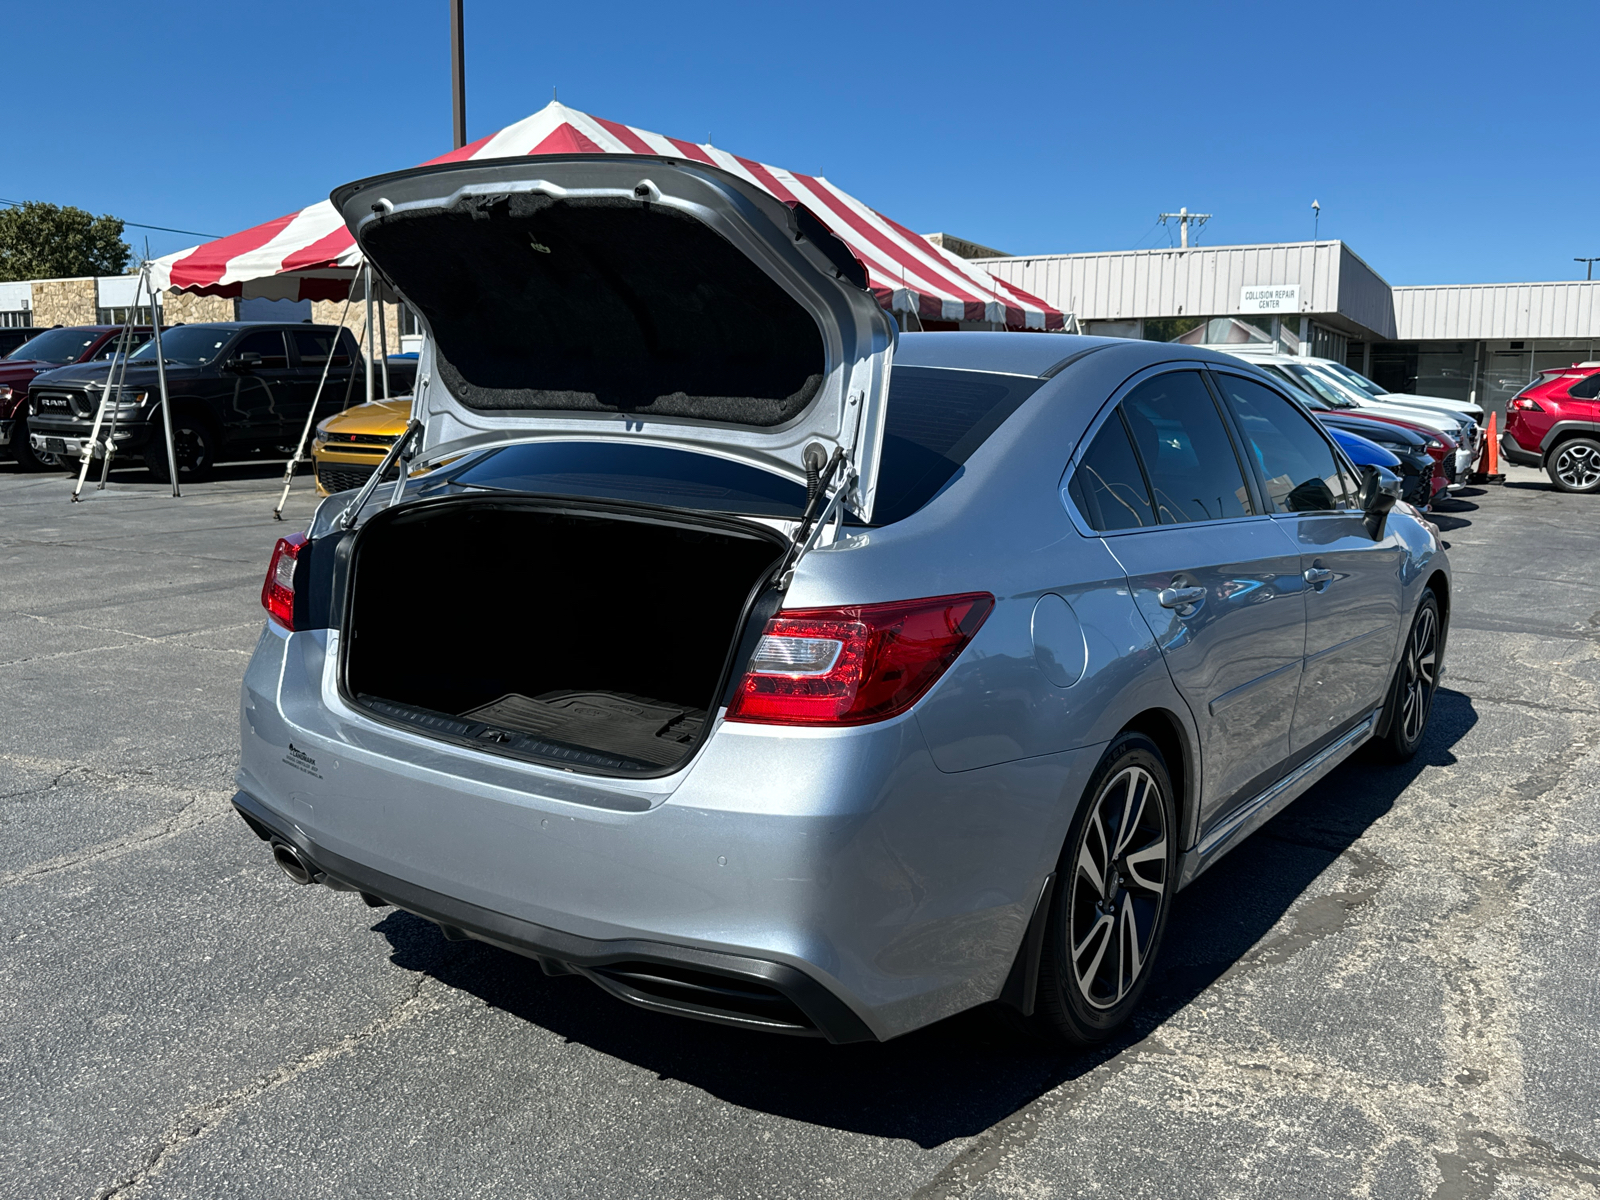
left=0, top=321, right=419, bottom=480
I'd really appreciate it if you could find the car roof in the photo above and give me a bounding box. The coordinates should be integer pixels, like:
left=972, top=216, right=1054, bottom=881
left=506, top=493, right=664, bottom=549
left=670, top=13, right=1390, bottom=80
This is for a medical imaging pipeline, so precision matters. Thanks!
left=895, top=332, right=1126, bottom=377
left=173, top=321, right=347, bottom=332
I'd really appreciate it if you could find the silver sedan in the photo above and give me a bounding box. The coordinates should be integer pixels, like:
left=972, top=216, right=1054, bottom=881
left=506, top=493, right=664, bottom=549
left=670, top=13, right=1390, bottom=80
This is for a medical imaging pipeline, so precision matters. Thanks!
left=234, top=156, right=1448, bottom=1048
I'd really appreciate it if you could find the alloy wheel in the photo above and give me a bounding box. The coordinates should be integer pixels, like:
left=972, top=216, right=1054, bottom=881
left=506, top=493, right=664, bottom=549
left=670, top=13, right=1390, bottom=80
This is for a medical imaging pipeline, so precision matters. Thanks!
left=1399, top=603, right=1438, bottom=746
left=1067, top=765, right=1169, bottom=1010
left=1554, top=443, right=1600, bottom=491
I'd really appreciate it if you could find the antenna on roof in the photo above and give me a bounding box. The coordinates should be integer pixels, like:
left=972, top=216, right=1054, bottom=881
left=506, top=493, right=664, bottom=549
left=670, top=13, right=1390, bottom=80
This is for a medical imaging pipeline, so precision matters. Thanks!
left=1158, top=206, right=1212, bottom=250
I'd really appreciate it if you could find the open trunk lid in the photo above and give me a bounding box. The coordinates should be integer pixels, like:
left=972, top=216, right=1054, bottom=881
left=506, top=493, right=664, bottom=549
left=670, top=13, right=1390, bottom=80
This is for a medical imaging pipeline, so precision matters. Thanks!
left=332, top=156, right=895, bottom=521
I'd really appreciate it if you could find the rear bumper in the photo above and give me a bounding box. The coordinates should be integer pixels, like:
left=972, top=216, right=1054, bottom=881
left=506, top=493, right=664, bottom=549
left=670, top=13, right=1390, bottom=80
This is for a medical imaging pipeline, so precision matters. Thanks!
left=232, top=788, right=874, bottom=1042
left=1500, top=433, right=1541, bottom=468
left=238, top=626, right=1091, bottom=1042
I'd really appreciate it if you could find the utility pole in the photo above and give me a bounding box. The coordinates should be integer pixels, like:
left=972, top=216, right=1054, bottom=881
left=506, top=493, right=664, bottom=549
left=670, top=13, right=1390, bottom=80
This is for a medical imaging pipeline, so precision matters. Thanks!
left=1312, top=199, right=1320, bottom=240
left=1576, top=257, right=1600, bottom=281
left=450, top=0, right=466, bottom=149
left=1158, top=206, right=1212, bottom=250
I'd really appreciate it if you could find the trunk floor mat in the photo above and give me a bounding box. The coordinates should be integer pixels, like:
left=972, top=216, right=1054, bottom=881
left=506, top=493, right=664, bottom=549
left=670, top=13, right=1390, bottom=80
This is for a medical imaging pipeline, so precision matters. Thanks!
left=460, top=691, right=706, bottom=769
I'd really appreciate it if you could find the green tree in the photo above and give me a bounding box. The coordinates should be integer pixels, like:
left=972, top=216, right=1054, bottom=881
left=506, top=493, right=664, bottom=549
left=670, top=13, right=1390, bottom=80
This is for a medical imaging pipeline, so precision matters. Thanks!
left=0, top=201, right=131, bottom=282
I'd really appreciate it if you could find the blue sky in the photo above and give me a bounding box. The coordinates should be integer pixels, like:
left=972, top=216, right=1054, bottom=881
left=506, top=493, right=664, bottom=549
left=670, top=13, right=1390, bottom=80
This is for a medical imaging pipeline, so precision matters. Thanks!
left=8, top=0, right=1597, bottom=285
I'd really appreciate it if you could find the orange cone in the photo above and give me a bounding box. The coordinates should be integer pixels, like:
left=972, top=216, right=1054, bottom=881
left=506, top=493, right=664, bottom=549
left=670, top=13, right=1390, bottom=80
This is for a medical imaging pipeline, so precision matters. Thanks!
left=1469, top=411, right=1504, bottom=484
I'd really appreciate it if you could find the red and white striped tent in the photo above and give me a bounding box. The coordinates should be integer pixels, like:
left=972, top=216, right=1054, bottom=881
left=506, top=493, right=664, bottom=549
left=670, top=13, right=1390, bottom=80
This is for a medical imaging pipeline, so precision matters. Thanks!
left=149, top=101, right=1068, bottom=331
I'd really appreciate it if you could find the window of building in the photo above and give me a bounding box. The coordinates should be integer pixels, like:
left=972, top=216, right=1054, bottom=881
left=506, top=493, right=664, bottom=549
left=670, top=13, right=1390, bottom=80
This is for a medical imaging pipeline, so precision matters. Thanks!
left=1, top=310, right=32, bottom=329
left=96, top=306, right=154, bottom=327
left=1120, top=372, right=1253, bottom=524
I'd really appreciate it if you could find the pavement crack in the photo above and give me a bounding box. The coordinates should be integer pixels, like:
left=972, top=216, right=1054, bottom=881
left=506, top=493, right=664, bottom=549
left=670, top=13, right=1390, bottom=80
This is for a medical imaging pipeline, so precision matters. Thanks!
left=92, top=972, right=446, bottom=1199
left=0, top=791, right=229, bottom=887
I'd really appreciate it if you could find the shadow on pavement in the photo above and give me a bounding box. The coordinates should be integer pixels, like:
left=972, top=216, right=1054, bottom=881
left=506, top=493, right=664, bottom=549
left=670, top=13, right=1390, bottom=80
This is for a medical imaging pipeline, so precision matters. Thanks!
left=373, top=690, right=1477, bottom=1149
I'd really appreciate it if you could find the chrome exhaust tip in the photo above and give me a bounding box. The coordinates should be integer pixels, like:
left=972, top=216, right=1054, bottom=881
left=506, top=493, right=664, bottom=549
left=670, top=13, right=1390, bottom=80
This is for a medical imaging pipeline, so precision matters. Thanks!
left=271, top=841, right=315, bottom=885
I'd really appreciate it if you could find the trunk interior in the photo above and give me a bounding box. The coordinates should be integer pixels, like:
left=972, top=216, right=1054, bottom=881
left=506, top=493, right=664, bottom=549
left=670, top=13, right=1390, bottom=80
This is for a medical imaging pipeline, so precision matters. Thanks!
left=345, top=500, right=785, bottom=776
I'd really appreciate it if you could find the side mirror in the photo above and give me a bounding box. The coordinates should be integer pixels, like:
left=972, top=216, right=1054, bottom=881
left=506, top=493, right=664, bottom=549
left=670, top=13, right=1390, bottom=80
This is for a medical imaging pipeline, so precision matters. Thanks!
left=223, top=357, right=252, bottom=373
left=1357, top=464, right=1401, bottom=539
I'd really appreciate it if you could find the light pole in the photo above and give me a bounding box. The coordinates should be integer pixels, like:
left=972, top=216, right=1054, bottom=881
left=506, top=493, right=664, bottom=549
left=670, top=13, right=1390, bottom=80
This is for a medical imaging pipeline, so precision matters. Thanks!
left=450, top=0, right=466, bottom=150
left=1576, top=257, right=1600, bottom=281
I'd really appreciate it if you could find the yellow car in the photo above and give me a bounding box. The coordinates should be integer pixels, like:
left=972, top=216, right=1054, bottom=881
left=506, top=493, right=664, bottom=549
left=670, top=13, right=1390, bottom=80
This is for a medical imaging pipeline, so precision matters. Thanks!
left=311, top=398, right=410, bottom=496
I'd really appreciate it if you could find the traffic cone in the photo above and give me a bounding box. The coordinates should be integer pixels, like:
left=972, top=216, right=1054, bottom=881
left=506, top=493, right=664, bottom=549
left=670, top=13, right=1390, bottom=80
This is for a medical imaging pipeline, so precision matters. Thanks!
left=1468, top=411, right=1505, bottom=484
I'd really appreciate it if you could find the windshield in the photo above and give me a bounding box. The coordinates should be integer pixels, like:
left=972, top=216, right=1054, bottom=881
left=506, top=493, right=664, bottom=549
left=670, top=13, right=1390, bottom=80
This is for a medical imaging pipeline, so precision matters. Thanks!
left=7, top=328, right=103, bottom=365
left=129, top=326, right=234, bottom=366
left=1282, top=364, right=1360, bottom=408
left=1325, top=362, right=1387, bottom=397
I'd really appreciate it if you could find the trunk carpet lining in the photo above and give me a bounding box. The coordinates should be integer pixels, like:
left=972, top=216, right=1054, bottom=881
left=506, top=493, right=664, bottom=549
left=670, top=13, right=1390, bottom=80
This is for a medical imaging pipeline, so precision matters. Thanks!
left=460, top=691, right=705, bottom=769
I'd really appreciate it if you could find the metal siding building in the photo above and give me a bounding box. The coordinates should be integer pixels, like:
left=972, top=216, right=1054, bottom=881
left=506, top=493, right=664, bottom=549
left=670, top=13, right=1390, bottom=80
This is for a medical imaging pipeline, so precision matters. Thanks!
left=974, top=241, right=1600, bottom=407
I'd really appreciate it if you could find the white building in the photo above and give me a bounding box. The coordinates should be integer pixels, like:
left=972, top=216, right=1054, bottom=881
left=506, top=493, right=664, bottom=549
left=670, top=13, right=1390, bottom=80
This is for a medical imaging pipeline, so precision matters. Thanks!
left=975, top=241, right=1600, bottom=410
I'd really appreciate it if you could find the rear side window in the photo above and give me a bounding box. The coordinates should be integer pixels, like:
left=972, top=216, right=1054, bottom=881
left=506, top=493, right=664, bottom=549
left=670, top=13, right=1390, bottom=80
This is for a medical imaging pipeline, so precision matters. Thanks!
left=872, top=366, right=1044, bottom=525
left=1215, top=374, right=1350, bottom=512
left=1067, top=413, right=1156, bottom=531
left=1567, top=373, right=1600, bottom=400
left=294, top=329, right=352, bottom=366
left=1120, top=372, right=1253, bottom=524
left=234, top=330, right=289, bottom=368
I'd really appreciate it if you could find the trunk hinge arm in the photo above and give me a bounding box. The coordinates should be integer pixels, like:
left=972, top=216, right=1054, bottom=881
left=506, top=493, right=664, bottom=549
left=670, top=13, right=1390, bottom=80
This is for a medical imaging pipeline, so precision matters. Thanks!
left=338, top=418, right=424, bottom=531
left=776, top=447, right=853, bottom=592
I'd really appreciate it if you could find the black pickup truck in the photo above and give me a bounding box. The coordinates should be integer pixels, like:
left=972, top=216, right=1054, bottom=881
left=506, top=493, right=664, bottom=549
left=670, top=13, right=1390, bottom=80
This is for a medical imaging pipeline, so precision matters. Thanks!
left=27, top=322, right=364, bottom=481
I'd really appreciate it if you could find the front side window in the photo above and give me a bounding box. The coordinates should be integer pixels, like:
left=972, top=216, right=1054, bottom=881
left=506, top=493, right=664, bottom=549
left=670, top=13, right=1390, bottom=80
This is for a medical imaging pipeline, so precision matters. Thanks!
left=1067, top=411, right=1156, bottom=531
left=1215, top=374, right=1350, bottom=513
left=1119, top=372, right=1253, bottom=525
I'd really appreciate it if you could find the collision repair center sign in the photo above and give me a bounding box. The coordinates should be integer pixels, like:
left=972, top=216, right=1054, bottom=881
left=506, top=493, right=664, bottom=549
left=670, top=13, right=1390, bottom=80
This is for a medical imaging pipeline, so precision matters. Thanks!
left=1239, top=284, right=1300, bottom=313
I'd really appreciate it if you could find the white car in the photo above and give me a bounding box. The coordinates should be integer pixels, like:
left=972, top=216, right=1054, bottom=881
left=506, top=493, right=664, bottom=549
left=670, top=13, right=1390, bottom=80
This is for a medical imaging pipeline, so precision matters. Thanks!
left=1217, top=352, right=1479, bottom=478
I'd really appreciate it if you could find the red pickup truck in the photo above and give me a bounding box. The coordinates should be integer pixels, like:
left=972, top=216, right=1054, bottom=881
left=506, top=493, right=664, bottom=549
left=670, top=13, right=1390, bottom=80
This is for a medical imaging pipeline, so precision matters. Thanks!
left=1, top=326, right=154, bottom=470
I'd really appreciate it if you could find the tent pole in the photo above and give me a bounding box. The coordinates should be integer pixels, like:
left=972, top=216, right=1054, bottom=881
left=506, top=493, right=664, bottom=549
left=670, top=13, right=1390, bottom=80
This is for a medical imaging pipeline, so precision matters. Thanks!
left=72, top=266, right=143, bottom=501
left=150, top=282, right=179, bottom=496
left=378, top=295, right=391, bottom=400
left=363, top=263, right=375, bottom=406
left=274, top=290, right=356, bottom=520
left=93, top=272, right=143, bottom=490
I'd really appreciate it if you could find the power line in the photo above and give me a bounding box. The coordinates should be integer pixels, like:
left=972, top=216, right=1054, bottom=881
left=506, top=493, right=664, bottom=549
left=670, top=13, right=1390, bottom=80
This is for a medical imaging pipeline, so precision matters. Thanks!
left=0, top=197, right=219, bottom=241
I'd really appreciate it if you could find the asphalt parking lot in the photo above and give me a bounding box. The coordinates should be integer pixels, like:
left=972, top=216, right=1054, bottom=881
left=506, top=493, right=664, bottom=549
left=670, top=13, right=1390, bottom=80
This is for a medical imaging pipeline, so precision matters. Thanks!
left=3, top=458, right=1599, bottom=1200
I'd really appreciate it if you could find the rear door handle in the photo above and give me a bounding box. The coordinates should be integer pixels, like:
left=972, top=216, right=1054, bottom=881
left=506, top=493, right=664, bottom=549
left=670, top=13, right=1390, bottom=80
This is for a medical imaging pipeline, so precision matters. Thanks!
left=1303, top=567, right=1334, bottom=586
left=1158, top=585, right=1207, bottom=609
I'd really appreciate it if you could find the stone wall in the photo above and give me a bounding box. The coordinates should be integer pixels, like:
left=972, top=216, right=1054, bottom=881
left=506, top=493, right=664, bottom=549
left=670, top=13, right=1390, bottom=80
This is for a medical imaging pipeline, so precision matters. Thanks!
left=310, top=296, right=402, bottom=357
left=159, top=290, right=236, bottom=324
left=30, top=279, right=97, bottom=326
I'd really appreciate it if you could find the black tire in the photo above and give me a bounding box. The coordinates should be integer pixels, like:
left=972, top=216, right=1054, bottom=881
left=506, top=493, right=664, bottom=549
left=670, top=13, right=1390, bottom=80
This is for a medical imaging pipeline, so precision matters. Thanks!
left=1031, top=732, right=1177, bottom=1049
left=8, top=415, right=54, bottom=472
left=1372, top=591, right=1441, bottom=762
left=143, top=414, right=217, bottom=483
left=1546, top=437, right=1600, bottom=493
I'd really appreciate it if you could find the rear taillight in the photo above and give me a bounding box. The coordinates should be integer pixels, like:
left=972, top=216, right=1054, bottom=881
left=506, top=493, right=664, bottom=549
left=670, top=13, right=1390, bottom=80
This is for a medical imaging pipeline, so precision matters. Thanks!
left=726, top=593, right=993, bottom=727
left=1512, top=398, right=1545, bottom=412
left=261, top=534, right=308, bottom=630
